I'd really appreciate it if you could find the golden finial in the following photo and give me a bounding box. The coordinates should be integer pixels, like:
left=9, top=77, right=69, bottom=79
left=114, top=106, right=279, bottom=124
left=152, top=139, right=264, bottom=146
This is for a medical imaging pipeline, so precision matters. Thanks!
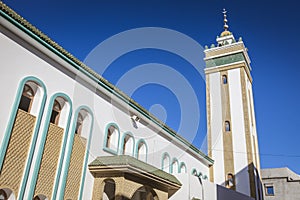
left=223, top=8, right=229, bottom=31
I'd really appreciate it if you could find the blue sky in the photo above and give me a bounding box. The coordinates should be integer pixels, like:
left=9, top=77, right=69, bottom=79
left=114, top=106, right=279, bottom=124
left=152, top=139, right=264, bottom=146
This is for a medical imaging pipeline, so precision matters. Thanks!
left=3, top=0, right=300, bottom=174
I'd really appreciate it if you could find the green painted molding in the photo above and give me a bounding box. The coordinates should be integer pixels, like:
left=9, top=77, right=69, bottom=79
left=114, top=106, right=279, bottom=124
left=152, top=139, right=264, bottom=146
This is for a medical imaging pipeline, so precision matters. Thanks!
left=161, top=152, right=171, bottom=173
left=58, top=105, right=94, bottom=200
left=171, top=158, right=179, bottom=174
left=119, top=131, right=135, bottom=156
left=134, top=139, right=148, bottom=162
left=0, top=76, right=47, bottom=200
left=205, top=53, right=245, bottom=68
left=179, top=162, right=187, bottom=173
left=103, top=122, right=120, bottom=155
left=27, top=93, right=72, bottom=199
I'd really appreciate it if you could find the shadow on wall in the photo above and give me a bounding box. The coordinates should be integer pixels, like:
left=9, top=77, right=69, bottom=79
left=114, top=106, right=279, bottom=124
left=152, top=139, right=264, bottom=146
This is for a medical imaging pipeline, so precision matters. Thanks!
left=219, top=163, right=264, bottom=200
left=217, top=185, right=254, bottom=200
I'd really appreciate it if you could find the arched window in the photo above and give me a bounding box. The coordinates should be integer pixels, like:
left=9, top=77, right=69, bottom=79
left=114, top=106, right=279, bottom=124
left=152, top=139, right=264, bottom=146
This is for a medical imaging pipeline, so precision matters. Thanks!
left=0, top=188, right=15, bottom=200
left=50, top=100, right=62, bottom=125
left=104, top=124, right=119, bottom=154
left=226, top=173, right=235, bottom=190
left=75, top=113, right=84, bottom=134
left=103, top=179, right=115, bottom=200
left=171, top=158, right=179, bottom=174
left=225, top=121, right=231, bottom=132
left=192, top=168, right=198, bottom=176
left=19, top=84, right=34, bottom=112
left=162, top=153, right=170, bottom=173
left=33, top=194, right=48, bottom=200
left=0, top=189, right=7, bottom=200
left=222, top=75, right=228, bottom=84
left=136, top=140, right=147, bottom=162
left=179, top=162, right=187, bottom=173
left=122, top=133, right=134, bottom=156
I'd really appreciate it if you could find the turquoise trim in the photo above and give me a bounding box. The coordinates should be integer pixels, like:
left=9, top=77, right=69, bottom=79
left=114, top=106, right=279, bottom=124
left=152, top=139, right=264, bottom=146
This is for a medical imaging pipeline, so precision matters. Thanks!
left=0, top=8, right=214, bottom=165
left=78, top=107, right=94, bottom=200
left=179, top=162, right=187, bottom=173
left=103, top=123, right=120, bottom=155
left=135, top=139, right=148, bottom=162
left=58, top=106, right=94, bottom=200
left=0, top=76, right=47, bottom=200
left=161, top=152, right=171, bottom=173
left=191, top=168, right=198, bottom=176
left=27, top=93, right=72, bottom=199
left=171, top=158, right=179, bottom=174
left=119, top=132, right=135, bottom=156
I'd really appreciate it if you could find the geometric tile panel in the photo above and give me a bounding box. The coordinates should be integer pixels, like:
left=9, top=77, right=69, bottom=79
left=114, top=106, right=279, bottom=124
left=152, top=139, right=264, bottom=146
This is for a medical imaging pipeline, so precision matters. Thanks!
left=0, top=109, right=36, bottom=198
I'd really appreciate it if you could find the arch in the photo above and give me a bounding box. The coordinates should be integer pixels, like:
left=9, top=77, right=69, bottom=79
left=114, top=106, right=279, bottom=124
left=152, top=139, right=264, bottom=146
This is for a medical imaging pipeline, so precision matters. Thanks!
left=102, top=179, right=116, bottom=200
left=131, top=186, right=158, bottom=200
left=58, top=106, right=94, bottom=200
left=179, top=162, right=187, bottom=173
left=225, top=121, right=231, bottom=132
left=58, top=105, right=94, bottom=199
left=120, top=132, right=135, bottom=156
left=0, top=76, right=47, bottom=199
left=225, top=173, right=235, bottom=190
left=0, top=188, right=16, bottom=200
left=191, top=168, right=198, bottom=176
left=19, top=83, right=34, bottom=112
left=33, top=194, right=48, bottom=200
left=135, top=139, right=148, bottom=162
left=222, top=75, right=228, bottom=84
left=103, top=123, right=120, bottom=155
left=27, top=93, right=72, bottom=199
left=161, top=152, right=171, bottom=173
left=171, top=158, right=179, bottom=174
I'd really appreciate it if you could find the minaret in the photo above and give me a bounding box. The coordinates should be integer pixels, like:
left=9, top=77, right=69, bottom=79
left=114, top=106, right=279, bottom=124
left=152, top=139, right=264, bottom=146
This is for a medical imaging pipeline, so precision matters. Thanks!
left=205, top=9, right=263, bottom=199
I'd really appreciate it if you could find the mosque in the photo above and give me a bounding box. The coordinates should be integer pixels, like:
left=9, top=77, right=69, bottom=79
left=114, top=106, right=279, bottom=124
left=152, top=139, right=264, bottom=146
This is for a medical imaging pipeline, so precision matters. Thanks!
left=0, top=2, right=263, bottom=200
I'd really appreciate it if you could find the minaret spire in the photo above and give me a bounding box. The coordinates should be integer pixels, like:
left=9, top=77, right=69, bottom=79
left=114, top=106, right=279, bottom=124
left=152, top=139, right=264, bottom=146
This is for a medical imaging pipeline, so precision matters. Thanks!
left=218, top=8, right=234, bottom=43
left=223, top=8, right=229, bottom=31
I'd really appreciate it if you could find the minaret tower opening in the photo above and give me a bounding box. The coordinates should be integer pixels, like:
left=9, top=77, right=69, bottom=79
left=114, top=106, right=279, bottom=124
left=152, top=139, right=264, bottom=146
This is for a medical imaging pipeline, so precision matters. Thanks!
left=204, top=9, right=263, bottom=200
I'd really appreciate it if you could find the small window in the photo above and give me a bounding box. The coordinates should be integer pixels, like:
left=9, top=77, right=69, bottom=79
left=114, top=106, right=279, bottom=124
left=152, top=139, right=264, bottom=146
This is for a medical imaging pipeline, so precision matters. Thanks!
left=222, top=75, right=228, bottom=84
left=106, top=126, right=114, bottom=148
left=50, top=100, right=61, bottom=125
left=171, top=159, right=179, bottom=174
left=180, top=163, right=187, bottom=173
left=104, top=125, right=119, bottom=153
left=19, top=84, right=34, bottom=112
left=122, top=134, right=134, bottom=155
left=137, top=141, right=147, bottom=161
left=225, top=121, right=231, bottom=132
left=265, top=185, right=274, bottom=196
left=162, top=153, right=170, bottom=173
left=192, top=169, right=198, bottom=176
left=226, top=173, right=235, bottom=189
left=75, top=113, right=84, bottom=134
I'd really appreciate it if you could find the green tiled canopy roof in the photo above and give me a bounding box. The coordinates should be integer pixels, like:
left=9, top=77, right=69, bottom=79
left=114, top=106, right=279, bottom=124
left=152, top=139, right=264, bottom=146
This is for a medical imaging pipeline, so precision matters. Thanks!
left=89, top=155, right=181, bottom=186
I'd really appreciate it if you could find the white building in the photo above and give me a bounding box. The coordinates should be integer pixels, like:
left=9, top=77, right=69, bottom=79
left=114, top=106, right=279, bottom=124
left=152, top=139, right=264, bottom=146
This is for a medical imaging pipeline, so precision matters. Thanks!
left=262, top=168, right=300, bottom=200
left=0, top=2, right=260, bottom=200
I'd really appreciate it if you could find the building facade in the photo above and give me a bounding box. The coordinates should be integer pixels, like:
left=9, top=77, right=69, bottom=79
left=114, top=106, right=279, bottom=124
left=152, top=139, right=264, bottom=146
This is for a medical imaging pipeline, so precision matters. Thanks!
left=262, top=168, right=300, bottom=200
left=0, top=2, right=259, bottom=200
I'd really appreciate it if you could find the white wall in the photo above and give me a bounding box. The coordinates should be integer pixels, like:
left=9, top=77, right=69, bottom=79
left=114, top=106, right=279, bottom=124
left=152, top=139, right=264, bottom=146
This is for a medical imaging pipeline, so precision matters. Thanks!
left=208, top=72, right=225, bottom=185
left=228, top=69, right=250, bottom=196
left=0, top=20, right=211, bottom=200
